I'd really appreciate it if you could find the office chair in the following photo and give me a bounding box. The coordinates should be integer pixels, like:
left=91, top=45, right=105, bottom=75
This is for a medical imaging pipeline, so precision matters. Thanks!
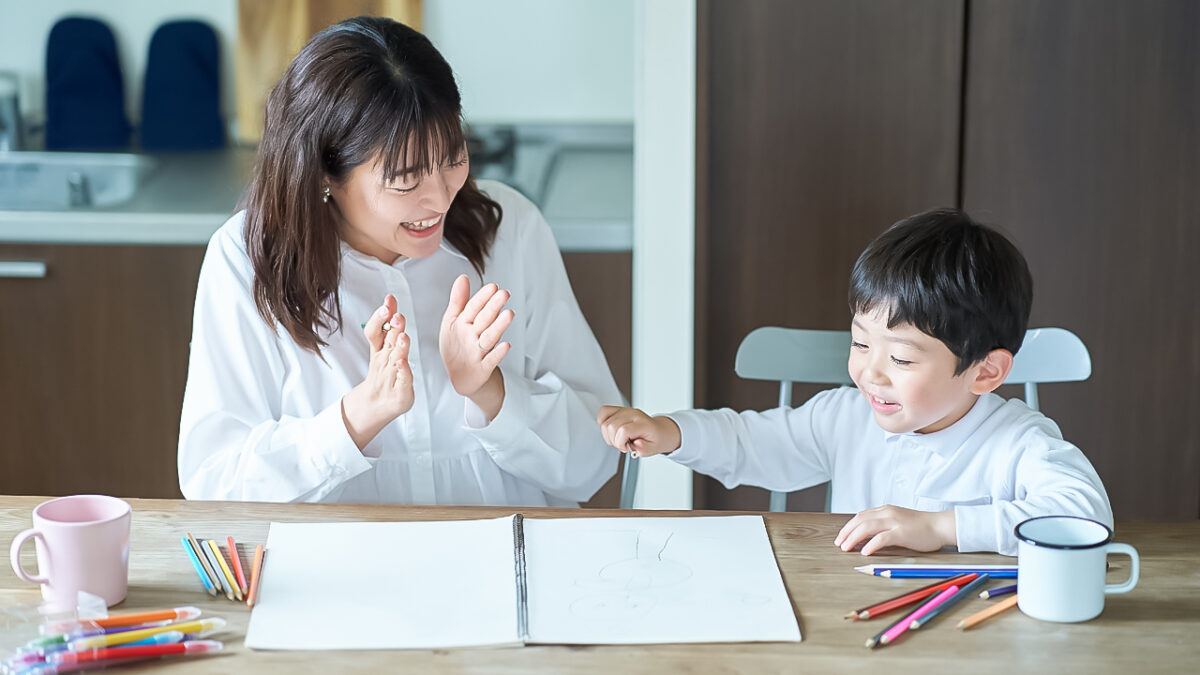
left=734, top=326, right=1091, bottom=512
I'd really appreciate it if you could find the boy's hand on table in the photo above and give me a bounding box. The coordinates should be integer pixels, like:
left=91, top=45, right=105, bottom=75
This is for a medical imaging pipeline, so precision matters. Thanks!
left=834, top=506, right=956, bottom=556
left=597, top=406, right=681, bottom=458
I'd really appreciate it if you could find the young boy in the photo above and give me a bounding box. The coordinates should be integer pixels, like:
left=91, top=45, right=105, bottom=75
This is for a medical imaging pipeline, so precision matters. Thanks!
left=598, top=209, right=1111, bottom=556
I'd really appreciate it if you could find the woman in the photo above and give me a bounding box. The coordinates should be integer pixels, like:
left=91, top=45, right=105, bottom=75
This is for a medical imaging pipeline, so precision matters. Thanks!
left=178, top=16, right=622, bottom=505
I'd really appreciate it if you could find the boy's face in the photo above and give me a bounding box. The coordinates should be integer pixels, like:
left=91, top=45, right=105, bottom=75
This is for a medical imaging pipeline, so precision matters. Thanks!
left=848, top=309, right=981, bottom=434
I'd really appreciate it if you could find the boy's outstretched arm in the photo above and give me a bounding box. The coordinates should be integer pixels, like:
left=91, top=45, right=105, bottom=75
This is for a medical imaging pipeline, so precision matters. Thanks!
left=834, top=506, right=957, bottom=556
left=597, top=406, right=682, bottom=458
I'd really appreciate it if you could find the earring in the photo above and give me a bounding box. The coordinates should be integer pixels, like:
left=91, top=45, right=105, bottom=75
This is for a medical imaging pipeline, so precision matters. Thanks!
left=321, top=186, right=331, bottom=203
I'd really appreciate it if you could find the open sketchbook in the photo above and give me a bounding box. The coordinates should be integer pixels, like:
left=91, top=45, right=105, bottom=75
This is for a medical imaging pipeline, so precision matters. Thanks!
left=244, top=515, right=801, bottom=650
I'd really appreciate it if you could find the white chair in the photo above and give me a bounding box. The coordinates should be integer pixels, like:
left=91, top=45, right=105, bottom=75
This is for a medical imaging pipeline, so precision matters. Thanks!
left=734, top=326, right=1091, bottom=512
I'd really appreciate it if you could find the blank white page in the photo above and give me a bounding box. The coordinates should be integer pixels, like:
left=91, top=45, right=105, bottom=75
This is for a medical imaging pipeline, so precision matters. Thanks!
left=245, top=517, right=520, bottom=650
left=523, top=515, right=801, bottom=644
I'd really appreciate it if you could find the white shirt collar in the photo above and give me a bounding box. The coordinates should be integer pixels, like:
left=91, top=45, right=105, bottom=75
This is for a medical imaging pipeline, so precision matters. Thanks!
left=338, top=237, right=469, bottom=267
left=882, top=393, right=1003, bottom=457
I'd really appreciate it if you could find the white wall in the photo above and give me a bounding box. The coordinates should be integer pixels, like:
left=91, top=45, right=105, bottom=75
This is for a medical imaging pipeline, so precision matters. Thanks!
left=631, top=0, right=695, bottom=509
left=422, top=0, right=634, bottom=124
left=0, top=0, right=631, bottom=130
left=0, top=0, right=237, bottom=126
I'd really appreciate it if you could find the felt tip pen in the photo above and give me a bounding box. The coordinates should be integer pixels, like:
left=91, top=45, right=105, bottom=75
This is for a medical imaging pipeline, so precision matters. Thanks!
left=44, top=606, right=202, bottom=636
left=360, top=321, right=393, bottom=330
left=67, top=618, right=226, bottom=651
left=52, top=639, right=223, bottom=666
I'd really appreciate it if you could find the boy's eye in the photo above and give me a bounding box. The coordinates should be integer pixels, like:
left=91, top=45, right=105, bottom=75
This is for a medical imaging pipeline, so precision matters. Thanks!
left=850, top=341, right=868, bottom=351
left=390, top=184, right=418, bottom=194
left=890, top=356, right=913, bottom=366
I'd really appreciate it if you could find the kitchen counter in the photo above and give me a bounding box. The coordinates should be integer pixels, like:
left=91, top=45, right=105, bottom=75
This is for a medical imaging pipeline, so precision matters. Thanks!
left=0, top=143, right=633, bottom=251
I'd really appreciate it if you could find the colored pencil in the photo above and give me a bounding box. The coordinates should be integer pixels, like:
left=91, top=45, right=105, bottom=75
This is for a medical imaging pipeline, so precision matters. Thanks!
left=909, top=574, right=991, bottom=629
left=879, top=585, right=961, bottom=645
left=880, top=569, right=1017, bottom=579
left=198, top=540, right=234, bottom=600
left=865, top=606, right=915, bottom=648
left=226, top=536, right=248, bottom=595
left=182, top=538, right=218, bottom=596
left=855, top=563, right=1018, bottom=575
left=980, top=583, right=1017, bottom=599
left=207, top=539, right=244, bottom=601
left=67, top=618, right=226, bottom=650
left=845, top=573, right=976, bottom=620
left=247, top=545, right=265, bottom=608
left=185, top=532, right=223, bottom=593
left=956, top=594, right=1019, bottom=630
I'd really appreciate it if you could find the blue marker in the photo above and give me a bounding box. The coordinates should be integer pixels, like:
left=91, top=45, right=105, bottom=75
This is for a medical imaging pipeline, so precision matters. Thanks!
left=182, top=536, right=219, bottom=596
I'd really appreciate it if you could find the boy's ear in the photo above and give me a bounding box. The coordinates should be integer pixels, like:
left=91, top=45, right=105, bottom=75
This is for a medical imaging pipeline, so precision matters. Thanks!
left=968, top=348, right=1014, bottom=395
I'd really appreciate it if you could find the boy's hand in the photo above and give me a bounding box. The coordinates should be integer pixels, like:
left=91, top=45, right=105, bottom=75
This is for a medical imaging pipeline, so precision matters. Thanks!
left=834, top=506, right=956, bottom=556
left=597, top=406, right=682, bottom=458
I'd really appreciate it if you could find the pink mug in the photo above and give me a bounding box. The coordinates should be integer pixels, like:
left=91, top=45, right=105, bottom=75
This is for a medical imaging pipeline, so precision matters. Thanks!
left=9, top=495, right=131, bottom=611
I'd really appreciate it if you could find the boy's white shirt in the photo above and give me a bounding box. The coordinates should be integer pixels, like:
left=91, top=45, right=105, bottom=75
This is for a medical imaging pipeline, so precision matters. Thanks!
left=666, top=387, right=1113, bottom=555
left=177, top=180, right=622, bottom=506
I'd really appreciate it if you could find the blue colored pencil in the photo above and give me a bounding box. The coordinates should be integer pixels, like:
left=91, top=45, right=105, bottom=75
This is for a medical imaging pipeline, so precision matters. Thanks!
left=909, top=574, right=991, bottom=629
left=879, top=569, right=1017, bottom=579
left=980, top=583, right=1017, bottom=599
left=181, top=537, right=218, bottom=596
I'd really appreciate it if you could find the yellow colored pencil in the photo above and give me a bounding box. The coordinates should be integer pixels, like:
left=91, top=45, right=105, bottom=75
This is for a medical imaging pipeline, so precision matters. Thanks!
left=68, top=617, right=226, bottom=650
left=956, top=594, right=1019, bottom=630
left=207, top=539, right=244, bottom=602
left=247, top=544, right=265, bottom=608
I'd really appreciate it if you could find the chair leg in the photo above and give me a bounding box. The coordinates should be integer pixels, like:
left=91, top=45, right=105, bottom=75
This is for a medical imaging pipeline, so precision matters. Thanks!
left=768, top=490, right=787, bottom=513
left=619, top=453, right=640, bottom=509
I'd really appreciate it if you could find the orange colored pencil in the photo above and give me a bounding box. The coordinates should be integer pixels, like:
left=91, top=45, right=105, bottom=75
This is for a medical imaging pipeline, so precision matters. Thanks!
left=247, top=545, right=265, bottom=608
left=227, top=536, right=248, bottom=595
left=846, top=573, right=977, bottom=620
left=956, top=594, right=1019, bottom=630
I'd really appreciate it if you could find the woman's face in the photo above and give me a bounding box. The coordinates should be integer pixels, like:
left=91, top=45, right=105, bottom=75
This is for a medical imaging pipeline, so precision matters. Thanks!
left=328, top=144, right=470, bottom=264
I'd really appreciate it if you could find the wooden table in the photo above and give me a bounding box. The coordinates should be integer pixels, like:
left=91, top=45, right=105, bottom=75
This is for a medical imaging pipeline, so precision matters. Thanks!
left=2, top=497, right=1197, bottom=673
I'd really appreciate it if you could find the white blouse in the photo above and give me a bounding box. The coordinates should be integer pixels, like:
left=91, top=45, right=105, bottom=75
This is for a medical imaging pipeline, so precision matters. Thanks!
left=178, top=180, right=623, bottom=506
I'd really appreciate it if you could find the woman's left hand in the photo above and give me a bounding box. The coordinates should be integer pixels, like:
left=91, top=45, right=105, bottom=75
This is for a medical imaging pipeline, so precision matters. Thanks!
left=439, top=274, right=514, bottom=418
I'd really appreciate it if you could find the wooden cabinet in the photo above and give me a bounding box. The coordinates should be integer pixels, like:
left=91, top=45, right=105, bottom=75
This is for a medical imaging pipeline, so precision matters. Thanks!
left=0, top=244, right=631, bottom=506
left=695, top=0, right=1199, bottom=519
left=0, top=244, right=205, bottom=499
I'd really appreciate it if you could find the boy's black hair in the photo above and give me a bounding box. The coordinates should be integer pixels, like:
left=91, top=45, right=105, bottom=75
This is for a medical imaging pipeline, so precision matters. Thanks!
left=848, top=208, right=1033, bottom=375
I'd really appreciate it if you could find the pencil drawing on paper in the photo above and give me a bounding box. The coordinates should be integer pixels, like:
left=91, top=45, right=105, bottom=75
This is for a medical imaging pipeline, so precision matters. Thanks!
left=567, top=529, right=693, bottom=621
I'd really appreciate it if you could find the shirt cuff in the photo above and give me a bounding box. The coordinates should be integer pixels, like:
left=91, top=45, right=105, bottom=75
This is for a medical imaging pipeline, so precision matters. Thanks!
left=311, top=398, right=377, bottom=475
left=463, top=362, right=530, bottom=453
left=661, top=411, right=706, bottom=465
left=954, top=503, right=1011, bottom=555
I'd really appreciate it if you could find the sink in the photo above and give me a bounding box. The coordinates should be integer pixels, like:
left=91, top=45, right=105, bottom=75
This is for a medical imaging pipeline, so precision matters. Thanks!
left=0, top=152, right=156, bottom=210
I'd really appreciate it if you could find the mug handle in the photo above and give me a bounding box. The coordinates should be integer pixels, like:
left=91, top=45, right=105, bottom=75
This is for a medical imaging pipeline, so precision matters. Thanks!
left=10, top=528, right=49, bottom=585
left=1104, top=542, right=1139, bottom=594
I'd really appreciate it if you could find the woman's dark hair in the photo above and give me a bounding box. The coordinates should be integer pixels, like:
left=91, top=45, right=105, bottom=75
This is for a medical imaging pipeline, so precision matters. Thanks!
left=242, top=15, right=501, bottom=353
left=848, top=208, right=1033, bottom=374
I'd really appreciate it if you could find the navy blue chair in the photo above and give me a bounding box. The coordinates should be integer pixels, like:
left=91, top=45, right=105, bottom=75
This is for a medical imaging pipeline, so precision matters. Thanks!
left=141, top=20, right=224, bottom=150
left=45, top=17, right=130, bottom=150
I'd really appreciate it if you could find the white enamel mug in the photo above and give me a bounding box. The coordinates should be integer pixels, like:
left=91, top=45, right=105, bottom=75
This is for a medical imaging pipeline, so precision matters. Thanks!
left=1015, top=515, right=1138, bottom=622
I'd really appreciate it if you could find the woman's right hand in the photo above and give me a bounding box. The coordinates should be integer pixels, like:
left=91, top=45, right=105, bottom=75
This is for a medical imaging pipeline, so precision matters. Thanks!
left=342, top=295, right=415, bottom=451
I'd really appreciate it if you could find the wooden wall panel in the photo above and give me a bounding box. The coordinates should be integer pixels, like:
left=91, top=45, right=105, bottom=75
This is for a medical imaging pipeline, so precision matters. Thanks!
left=563, top=252, right=632, bottom=509
left=695, top=0, right=965, bottom=511
left=962, top=0, right=1200, bottom=519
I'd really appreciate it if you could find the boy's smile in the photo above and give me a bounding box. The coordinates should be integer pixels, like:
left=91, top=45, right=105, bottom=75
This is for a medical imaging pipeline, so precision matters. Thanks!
left=848, top=309, right=983, bottom=434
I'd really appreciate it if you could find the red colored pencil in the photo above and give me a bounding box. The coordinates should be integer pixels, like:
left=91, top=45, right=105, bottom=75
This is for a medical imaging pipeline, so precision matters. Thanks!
left=845, top=573, right=977, bottom=620
left=226, top=536, right=248, bottom=595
